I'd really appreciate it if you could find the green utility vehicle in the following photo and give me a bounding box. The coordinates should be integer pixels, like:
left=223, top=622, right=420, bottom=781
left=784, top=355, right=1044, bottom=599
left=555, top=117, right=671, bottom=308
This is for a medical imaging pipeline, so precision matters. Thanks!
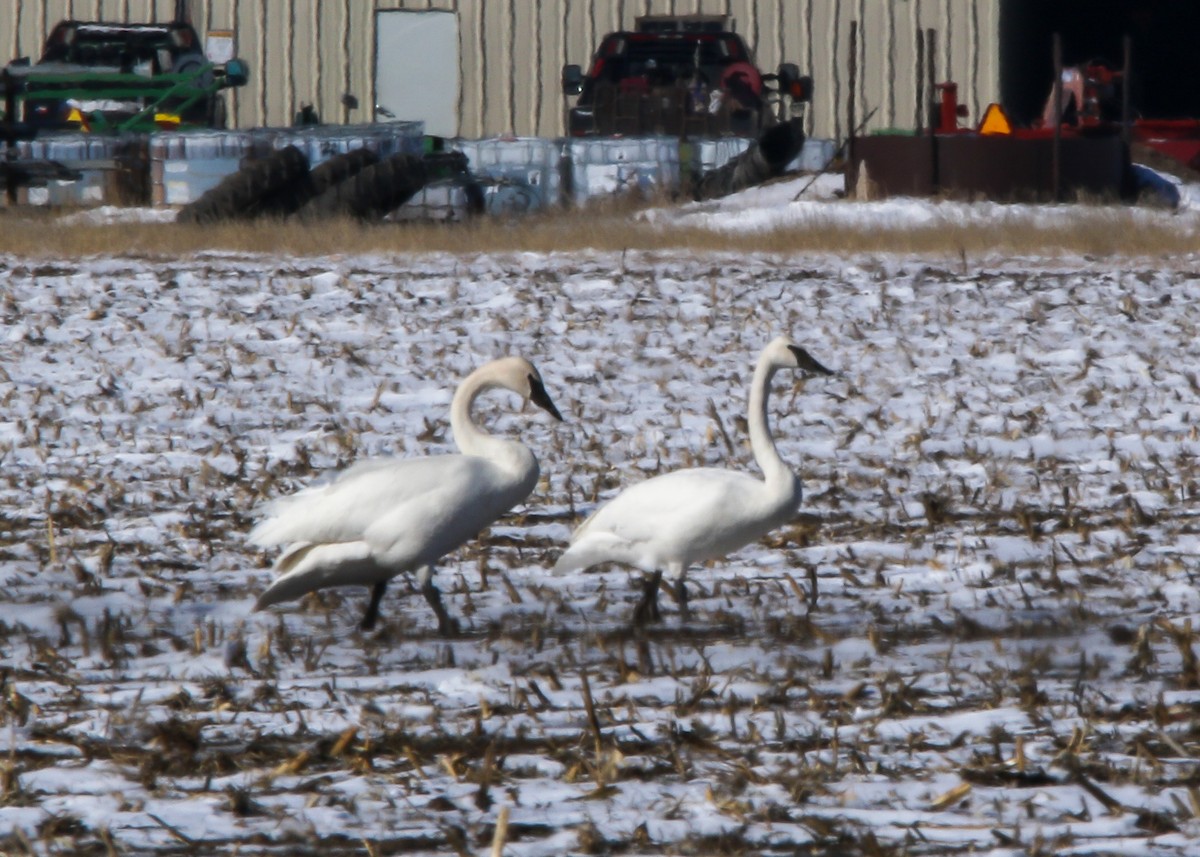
left=2, top=20, right=247, bottom=133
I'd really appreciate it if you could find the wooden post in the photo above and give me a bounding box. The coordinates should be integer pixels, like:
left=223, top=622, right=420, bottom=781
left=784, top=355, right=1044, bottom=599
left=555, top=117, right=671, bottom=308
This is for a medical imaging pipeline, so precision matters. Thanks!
left=849, top=21, right=857, bottom=161
left=1052, top=32, right=1062, bottom=201
left=926, top=29, right=937, bottom=131
left=915, top=28, right=925, bottom=133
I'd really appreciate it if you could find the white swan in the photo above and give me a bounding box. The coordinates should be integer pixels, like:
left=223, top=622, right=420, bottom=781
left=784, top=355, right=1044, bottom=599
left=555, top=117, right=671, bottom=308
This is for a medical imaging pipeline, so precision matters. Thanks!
left=251, top=356, right=563, bottom=634
left=554, top=337, right=831, bottom=623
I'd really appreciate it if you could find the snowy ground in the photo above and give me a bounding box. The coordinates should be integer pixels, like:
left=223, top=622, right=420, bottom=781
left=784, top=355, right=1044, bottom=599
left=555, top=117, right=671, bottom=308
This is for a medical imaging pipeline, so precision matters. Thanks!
left=3, top=183, right=1200, bottom=854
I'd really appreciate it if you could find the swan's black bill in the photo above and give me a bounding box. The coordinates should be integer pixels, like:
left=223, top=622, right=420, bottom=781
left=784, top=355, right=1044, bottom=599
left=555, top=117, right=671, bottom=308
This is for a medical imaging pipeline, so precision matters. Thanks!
left=788, top=346, right=834, bottom=376
left=528, top=374, right=564, bottom=421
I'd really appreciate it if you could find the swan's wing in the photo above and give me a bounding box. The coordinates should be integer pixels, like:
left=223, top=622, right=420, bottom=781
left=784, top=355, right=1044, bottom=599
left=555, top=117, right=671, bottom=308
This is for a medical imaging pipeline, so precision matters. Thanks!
left=249, top=454, right=522, bottom=553
left=556, top=468, right=777, bottom=573
left=250, top=478, right=480, bottom=611
left=572, top=468, right=767, bottom=541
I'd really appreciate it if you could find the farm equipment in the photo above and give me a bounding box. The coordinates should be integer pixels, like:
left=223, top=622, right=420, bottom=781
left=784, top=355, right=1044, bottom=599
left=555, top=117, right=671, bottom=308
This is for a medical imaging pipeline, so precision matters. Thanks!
left=1035, top=58, right=1200, bottom=180
left=2, top=59, right=248, bottom=133
left=848, top=25, right=1200, bottom=204
left=2, top=21, right=248, bottom=133
left=846, top=27, right=1137, bottom=203
left=562, top=14, right=810, bottom=139
left=0, top=19, right=248, bottom=202
left=562, top=14, right=814, bottom=200
left=0, top=100, right=80, bottom=198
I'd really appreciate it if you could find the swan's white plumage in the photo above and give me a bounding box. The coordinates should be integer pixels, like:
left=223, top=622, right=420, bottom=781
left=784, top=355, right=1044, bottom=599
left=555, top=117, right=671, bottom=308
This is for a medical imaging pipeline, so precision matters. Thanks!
left=554, top=337, right=831, bottom=614
left=251, top=455, right=535, bottom=596
left=251, top=356, right=561, bottom=628
left=556, top=468, right=796, bottom=574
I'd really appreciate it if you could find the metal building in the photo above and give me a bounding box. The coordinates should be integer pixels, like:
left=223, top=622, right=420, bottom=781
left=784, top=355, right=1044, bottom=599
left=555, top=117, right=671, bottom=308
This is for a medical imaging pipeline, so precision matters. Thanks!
left=2, top=0, right=1001, bottom=141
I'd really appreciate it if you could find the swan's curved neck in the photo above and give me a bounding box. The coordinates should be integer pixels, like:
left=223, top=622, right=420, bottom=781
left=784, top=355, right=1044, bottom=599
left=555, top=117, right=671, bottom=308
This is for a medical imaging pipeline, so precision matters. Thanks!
left=451, top=370, right=498, bottom=457
left=747, top=356, right=793, bottom=487
left=450, top=366, right=517, bottom=461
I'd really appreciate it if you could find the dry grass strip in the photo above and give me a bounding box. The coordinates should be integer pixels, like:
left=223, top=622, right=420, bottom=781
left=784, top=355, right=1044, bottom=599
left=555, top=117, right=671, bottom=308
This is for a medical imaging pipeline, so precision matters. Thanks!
left=0, top=198, right=1196, bottom=259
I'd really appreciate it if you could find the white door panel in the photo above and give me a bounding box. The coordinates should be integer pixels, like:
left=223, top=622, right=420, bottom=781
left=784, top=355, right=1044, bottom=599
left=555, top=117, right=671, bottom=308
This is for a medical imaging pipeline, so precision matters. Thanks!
left=375, top=11, right=459, bottom=137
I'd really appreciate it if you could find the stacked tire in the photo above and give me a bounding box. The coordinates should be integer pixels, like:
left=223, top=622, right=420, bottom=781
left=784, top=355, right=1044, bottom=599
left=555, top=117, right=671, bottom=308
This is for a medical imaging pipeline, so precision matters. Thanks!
left=306, top=148, right=380, bottom=198
left=176, top=146, right=449, bottom=225
left=691, top=116, right=806, bottom=201
left=295, top=154, right=429, bottom=221
left=176, top=145, right=309, bottom=225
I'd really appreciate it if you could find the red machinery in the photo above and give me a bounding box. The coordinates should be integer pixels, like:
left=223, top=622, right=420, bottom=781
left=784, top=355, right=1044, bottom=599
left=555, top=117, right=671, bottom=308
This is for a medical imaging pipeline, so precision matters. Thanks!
left=1036, top=61, right=1200, bottom=173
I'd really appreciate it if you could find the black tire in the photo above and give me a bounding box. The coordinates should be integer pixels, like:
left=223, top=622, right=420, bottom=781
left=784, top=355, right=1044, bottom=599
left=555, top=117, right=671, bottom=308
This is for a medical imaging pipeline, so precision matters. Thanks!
left=253, top=170, right=317, bottom=220
left=255, top=148, right=377, bottom=219
left=307, top=148, right=380, bottom=198
left=692, top=116, right=805, bottom=201
left=176, top=145, right=310, bottom=225
left=256, top=149, right=380, bottom=219
left=173, top=54, right=216, bottom=91
left=170, top=54, right=217, bottom=124
left=294, top=153, right=430, bottom=221
left=461, top=178, right=486, bottom=216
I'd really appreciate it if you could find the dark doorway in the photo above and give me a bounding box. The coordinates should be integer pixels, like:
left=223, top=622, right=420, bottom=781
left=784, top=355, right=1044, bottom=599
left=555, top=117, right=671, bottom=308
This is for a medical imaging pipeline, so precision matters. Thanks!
left=1000, top=0, right=1200, bottom=126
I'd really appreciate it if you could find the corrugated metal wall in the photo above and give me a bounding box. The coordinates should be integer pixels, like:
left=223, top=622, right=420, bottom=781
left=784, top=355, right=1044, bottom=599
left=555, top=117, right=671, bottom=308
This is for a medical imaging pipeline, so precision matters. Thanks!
left=2, top=0, right=1000, bottom=141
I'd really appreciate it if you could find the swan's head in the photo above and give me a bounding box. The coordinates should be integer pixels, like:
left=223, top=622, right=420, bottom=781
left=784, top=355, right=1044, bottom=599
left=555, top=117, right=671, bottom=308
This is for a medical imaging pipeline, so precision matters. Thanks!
left=766, top=337, right=834, bottom=376
left=483, top=356, right=564, bottom=421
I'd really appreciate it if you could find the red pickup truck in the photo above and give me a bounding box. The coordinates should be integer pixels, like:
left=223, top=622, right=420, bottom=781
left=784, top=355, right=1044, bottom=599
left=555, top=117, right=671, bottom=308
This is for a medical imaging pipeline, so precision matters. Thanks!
left=562, top=14, right=811, bottom=138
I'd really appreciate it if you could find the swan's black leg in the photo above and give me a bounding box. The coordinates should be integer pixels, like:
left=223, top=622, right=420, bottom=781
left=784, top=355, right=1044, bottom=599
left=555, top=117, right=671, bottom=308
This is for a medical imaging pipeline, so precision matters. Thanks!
left=633, top=570, right=663, bottom=626
left=361, top=581, right=387, bottom=631
left=676, top=577, right=690, bottom=621
left=422, top=578, right=460, bottom=637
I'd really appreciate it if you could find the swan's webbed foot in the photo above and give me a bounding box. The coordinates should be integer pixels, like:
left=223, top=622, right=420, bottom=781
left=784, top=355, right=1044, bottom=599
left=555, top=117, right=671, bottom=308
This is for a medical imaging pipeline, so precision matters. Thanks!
left=422, top=579, right=461, bottom=637
left=633, top=570, right=663, bottom=627
left=360, top=581, right=387, bottom=631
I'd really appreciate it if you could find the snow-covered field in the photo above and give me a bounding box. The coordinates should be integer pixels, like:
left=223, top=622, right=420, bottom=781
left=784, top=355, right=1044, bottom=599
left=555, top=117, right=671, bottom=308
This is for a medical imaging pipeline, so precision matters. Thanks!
left=3, top=185, right=1200, bottom=855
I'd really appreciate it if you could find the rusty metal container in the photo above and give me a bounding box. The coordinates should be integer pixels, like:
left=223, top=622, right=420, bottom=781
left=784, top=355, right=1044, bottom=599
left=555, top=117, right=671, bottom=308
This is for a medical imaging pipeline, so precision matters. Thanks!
left=847, top=132, right=1127, bottom=202
left=846, top=135, right=935, bottom=197
left=938, top=134, right=1125, bottom=201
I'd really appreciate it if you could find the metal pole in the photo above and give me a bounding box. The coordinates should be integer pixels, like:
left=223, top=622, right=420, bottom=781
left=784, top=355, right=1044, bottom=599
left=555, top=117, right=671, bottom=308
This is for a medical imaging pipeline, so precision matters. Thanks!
left=3, top=68, right=15, bottom=206
left=1121, top=34, right=1132, bottom=147
left=1052, top=32, right=1062, bottom=201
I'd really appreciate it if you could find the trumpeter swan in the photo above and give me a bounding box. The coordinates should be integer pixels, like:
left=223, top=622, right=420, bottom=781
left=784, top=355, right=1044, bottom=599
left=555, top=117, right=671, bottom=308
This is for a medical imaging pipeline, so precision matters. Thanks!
left=251, top=356, right=563, bottom=634
left=554, top=337, right=831, bottom=623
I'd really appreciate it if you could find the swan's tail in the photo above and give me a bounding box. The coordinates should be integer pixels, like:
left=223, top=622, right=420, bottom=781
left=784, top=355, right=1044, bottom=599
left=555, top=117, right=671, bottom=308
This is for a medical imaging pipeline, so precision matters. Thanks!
left=247, top=516, right=288, bottom=548
left=254, top=540, right=381, bottom=610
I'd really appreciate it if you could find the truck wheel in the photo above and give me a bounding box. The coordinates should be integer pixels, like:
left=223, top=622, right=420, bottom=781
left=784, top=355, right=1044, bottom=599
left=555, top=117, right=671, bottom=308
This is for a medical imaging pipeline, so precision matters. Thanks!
left=173, top=55, right=216, bottom=91
left=176, top=145, right=310, bottom=224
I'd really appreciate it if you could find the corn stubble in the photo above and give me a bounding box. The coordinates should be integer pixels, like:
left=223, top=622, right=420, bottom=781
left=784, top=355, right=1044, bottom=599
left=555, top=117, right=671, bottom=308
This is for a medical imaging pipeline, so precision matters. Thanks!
left=1, top=249, right=1198, bottom=855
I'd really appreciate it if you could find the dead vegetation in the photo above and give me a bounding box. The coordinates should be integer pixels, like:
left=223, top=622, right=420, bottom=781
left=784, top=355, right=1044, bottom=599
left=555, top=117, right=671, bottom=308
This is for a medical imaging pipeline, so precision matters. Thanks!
left=1, top=250, right=1200, bottom=854
left=0, top=193, right=1197, bottom=259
